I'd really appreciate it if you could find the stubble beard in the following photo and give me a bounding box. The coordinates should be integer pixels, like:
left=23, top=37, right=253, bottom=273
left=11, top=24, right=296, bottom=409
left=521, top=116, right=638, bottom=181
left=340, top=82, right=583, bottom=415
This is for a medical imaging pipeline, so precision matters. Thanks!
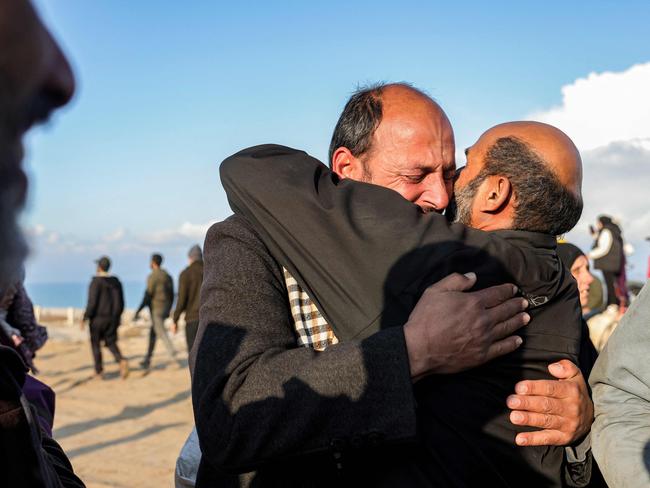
left=0, top=133, right=29, bottom=287
left=448, top=182, right=476, bottom=226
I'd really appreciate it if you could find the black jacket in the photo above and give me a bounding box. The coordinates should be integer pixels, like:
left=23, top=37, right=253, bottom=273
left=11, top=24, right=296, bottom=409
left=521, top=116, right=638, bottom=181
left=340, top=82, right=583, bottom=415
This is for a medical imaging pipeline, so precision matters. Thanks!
left=0, top=345, right=85, bottom=487
left=218, top=144, right=589, bottom=487
left=83, top=276, right=124, bottom=324
left=193, top=216, right=417, bottom=487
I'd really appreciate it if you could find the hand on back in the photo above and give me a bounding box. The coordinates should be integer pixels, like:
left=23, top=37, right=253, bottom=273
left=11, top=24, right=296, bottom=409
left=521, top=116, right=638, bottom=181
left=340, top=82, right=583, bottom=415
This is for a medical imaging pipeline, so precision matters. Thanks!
left=404, top=272, right=529, bottom=379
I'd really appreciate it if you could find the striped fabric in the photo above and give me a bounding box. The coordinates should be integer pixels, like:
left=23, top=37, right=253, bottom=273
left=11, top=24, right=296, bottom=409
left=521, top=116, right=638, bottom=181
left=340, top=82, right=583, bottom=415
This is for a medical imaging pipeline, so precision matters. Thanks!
left=283, top=267, right=338, bottom=351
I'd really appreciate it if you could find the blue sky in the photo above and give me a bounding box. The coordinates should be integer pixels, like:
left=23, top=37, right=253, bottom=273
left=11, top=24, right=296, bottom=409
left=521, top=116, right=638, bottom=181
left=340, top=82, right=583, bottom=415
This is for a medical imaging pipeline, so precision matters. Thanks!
left=24, top=0, right=650, bottom=283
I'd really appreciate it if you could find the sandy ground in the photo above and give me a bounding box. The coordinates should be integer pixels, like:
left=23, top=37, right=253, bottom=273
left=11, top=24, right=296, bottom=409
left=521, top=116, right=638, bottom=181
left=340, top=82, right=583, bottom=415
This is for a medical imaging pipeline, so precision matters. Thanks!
left=36, top=323, right=194, bottom=488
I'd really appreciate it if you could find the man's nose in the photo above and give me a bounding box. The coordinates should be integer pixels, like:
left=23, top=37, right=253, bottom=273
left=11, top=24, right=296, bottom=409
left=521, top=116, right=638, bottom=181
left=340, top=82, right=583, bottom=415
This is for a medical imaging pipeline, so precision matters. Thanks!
left=42, top=33, right=76, bottom=110
left=418, top=175, right=450, bottom=213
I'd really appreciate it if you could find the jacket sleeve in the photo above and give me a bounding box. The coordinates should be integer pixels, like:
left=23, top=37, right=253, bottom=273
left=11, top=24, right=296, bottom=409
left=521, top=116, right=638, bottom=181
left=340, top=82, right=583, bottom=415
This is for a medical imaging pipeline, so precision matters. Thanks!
left=146, top=274, right=155, bottom=297
left=116, top=281, right=125, bottom=320
left=135, top=291, right=151, bottom=315
left=168, top=274, right=175, bottom=309
left=173, top=271, right=188, bottom=323
left=8, top=283, right=47, bottom=352
left=589, top=282, right=650, bottom=487
left=83, top=279, right=99, bottom=321
left=192, top=217, right=417, bottom=473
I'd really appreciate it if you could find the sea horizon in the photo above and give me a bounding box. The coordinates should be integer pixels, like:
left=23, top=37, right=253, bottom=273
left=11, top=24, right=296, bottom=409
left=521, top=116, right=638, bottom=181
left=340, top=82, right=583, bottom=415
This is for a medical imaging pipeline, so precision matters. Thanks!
left=24, top=281, right=154, bottom=309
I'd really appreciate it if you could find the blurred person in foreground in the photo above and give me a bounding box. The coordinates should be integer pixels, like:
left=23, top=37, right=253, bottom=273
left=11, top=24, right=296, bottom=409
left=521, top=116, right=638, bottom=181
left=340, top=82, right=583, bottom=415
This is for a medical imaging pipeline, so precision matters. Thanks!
left=172, top=245, right=203, bottom=353
left=0, top=0, right=84, bottom=486
left=590, top=281, right=650, bottom=487
left=134, top=253, right=179, bottom=371
left=193, top=83, right=594, bottom=487
left=82, top=256, right=128, bottom=379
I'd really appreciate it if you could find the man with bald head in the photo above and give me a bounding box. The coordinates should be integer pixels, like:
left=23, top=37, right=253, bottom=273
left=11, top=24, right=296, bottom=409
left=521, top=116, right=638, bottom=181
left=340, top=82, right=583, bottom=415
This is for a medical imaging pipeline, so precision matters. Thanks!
left=328, top=84, right=456, bottom=212
left=452, top=121, right=582, bottom=232
left=194, top=84, right=593, bottom=486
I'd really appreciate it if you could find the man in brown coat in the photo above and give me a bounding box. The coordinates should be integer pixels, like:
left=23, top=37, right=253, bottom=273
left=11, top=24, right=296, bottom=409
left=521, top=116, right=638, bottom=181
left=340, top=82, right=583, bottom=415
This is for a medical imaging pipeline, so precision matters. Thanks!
left=173, top=245, right=204, bottom=352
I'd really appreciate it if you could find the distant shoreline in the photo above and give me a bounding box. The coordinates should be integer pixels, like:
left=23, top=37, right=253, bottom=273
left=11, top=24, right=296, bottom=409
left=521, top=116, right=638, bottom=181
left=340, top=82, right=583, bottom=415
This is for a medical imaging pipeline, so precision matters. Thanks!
left=24, top=281, right=151, bottom=310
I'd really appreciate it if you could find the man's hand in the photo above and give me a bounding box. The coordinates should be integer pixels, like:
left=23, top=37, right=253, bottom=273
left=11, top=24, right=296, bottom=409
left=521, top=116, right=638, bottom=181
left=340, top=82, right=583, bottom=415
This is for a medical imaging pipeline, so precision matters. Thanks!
left=507, top=359, right=593, bottom=446
left=404, top=272, right=529, bottom=379
left=11, top=334, right=23, bottom=347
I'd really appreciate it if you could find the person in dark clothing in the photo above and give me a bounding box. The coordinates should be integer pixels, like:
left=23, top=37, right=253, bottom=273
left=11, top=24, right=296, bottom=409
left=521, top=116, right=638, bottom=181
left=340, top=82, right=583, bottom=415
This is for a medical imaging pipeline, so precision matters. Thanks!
left=173, top=244, right=204, bottom=352
left=216, top=122, right=594, bottom=486
left=134, top=253, right=178, bottom=370
left=589, top=215, right=627, bottom=308
left=1, top=345, right=85, bottom=488
left=82, top=256, right=128, bottom=379
left=194, top=85, right=592, bottom=488
left=1, top=278, right=48, bottom=374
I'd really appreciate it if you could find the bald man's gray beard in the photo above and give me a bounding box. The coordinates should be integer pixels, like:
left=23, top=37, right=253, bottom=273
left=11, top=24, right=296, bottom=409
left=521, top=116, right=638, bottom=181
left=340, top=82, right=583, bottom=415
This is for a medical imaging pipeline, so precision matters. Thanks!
left=0, top=177, right=28, bottom=288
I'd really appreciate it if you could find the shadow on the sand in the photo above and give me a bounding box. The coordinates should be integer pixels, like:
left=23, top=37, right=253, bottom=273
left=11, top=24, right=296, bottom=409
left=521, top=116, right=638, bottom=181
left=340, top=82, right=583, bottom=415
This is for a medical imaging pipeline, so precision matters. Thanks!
left=54, top=389, right=191, bottom=440
left=53, top=375, right=97, bottom=394
left=65, top=422, right=185, bottom=458
left=37, top=344, right=80, bottom=360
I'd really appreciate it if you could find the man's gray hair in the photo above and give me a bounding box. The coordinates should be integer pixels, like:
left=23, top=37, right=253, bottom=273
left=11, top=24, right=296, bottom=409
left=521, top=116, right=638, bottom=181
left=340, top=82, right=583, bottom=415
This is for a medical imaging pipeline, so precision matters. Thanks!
left=470, top=137, right=583, bottom=236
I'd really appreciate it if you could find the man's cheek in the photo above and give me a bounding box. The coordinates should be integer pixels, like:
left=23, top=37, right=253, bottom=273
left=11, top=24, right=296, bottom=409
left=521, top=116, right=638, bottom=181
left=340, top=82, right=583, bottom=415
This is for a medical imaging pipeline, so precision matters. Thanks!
left=445, top=181, right=454, bottom=199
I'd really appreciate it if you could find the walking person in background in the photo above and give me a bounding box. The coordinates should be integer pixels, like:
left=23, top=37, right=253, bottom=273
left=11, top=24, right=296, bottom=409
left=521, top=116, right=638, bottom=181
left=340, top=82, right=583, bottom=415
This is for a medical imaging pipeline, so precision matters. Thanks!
left=589, top=215, right=627, bottom=313
left=82, top=256, right=128, bottom=380
left=173, top=245, right=204, bottom=353
left=134, top=253, right=178, bottom=371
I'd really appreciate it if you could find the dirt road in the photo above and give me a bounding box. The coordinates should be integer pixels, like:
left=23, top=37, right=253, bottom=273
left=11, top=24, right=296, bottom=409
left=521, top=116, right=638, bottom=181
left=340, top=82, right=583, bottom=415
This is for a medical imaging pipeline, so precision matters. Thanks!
left=37, top=325, right=194, bottom=488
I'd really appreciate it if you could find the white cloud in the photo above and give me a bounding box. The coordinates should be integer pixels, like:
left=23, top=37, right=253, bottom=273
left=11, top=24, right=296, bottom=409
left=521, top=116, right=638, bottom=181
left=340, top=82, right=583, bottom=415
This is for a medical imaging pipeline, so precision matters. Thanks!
left=23, top=220, right=217, bottom=282
left=530, top=62, right=650, bottom=280
left=145, top=221, right=213, bottom=246
left=26, top=220, right=215, bottom=254
left=102, top=227, right=128, bottom=243
left=530, top=62, right=650, bottom=151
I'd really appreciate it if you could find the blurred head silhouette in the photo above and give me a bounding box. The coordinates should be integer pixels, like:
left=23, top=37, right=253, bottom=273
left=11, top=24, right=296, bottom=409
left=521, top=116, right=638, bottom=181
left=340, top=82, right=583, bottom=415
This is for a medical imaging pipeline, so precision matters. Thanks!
left=0, top=0, right=75, bottom=285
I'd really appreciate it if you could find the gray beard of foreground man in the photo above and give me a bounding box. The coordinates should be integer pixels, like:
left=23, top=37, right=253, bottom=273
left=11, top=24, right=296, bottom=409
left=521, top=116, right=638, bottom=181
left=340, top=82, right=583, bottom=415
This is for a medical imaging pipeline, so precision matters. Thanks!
left=0, top=170, right=27, bottom=285
left=0, top=1, right=83, bottom=487
left=0, top=0, right=74, bottom=286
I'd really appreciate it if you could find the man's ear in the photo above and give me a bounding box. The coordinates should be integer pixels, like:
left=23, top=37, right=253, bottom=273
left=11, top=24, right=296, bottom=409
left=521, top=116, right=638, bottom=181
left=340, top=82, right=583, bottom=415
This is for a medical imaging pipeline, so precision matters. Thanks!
left=331, top=147, right=364, bottom=180
left=477, top=175, right=512, bottom=213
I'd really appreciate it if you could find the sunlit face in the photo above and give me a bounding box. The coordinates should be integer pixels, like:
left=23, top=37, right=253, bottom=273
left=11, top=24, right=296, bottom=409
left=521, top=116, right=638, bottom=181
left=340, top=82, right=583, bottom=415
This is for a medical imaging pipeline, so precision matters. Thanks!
left=361, top=98, right=456, bottom=213
left=570, top=254, right=594, bottom=307
left=0, top=0, right=75, bottom=283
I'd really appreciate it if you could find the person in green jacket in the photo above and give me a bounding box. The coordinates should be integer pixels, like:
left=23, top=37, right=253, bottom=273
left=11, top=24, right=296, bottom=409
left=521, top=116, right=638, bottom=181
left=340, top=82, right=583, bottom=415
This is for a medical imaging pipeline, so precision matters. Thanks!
left=134, top=253, right=179, bottom=371
left=173, top=244, right=204, bottom=353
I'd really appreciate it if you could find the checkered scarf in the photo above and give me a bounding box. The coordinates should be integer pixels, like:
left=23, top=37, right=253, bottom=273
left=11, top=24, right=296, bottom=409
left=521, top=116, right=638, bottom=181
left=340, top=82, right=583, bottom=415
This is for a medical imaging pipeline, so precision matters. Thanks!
left=283, top=267, right=338, bottom=351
